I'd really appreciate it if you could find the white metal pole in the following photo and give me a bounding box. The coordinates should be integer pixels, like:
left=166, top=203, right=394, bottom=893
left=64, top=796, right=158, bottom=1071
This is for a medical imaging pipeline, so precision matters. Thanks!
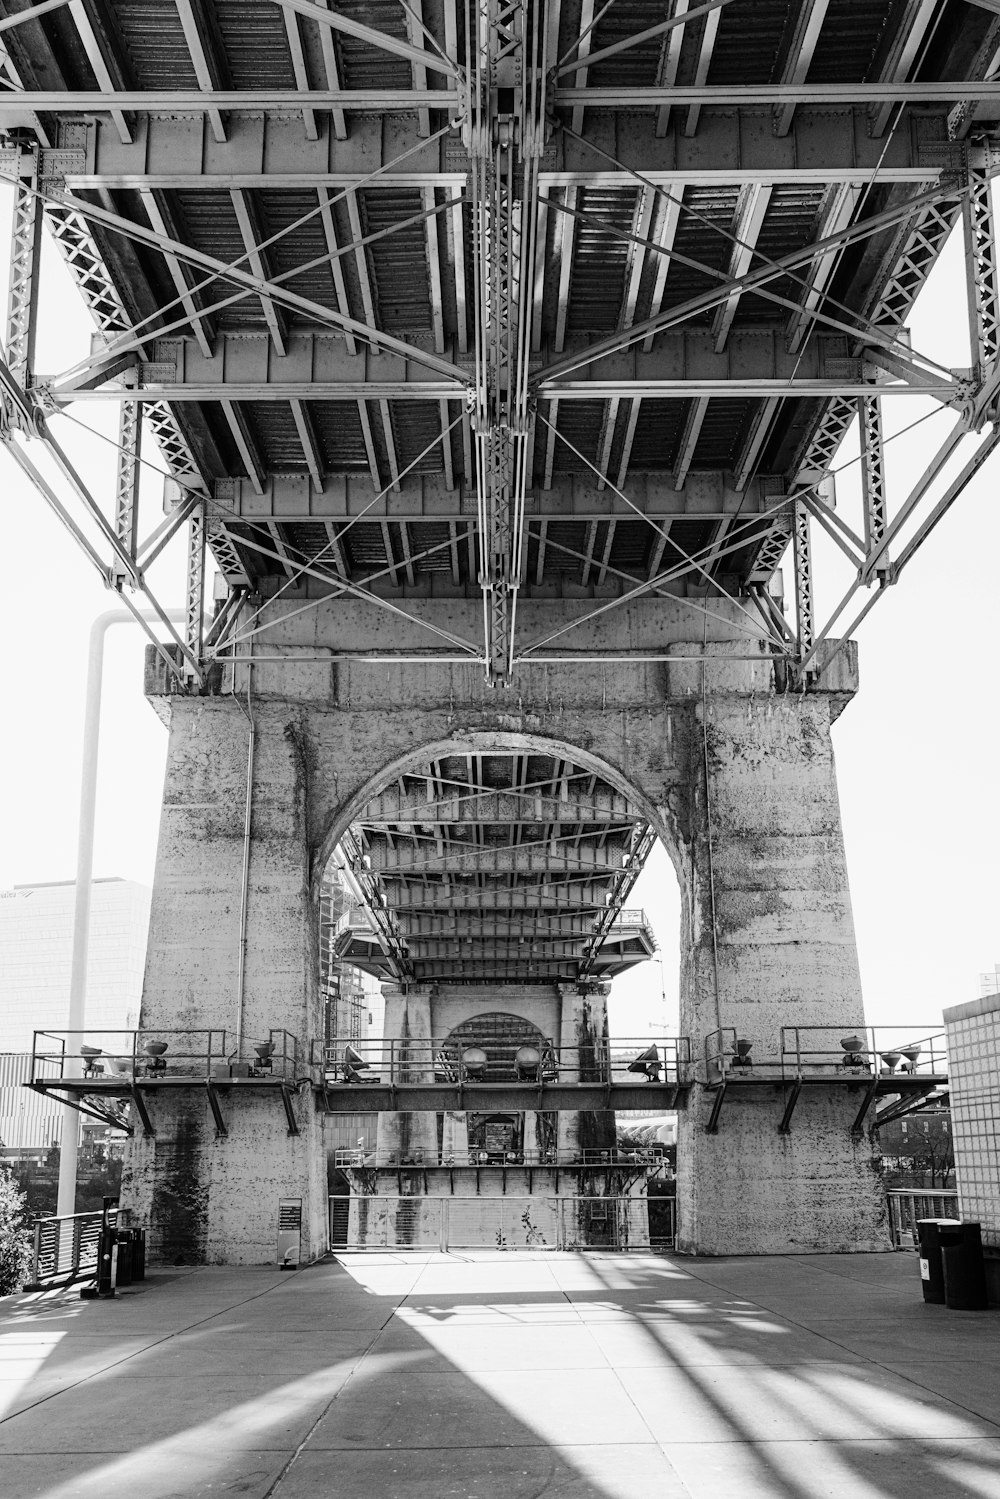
left=56, top=608, right=185, bottom=1223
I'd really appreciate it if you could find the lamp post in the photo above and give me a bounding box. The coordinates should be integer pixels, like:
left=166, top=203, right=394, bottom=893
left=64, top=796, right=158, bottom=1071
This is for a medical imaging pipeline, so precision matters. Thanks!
left=56, top=608, right=185, bottom=1233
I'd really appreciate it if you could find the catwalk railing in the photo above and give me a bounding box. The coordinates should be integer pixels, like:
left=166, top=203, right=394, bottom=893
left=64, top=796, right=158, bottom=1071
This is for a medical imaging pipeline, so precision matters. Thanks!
left=326, top=1036, right=688, bottom=1088
left=331, top=1146, right=672, bottom=1170
left=701, top=1025, right=948, bottom=1135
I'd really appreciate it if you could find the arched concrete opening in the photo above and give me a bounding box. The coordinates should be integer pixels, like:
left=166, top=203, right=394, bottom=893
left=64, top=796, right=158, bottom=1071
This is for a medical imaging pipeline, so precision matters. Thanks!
left=315, top=732, right=679, bottom=1250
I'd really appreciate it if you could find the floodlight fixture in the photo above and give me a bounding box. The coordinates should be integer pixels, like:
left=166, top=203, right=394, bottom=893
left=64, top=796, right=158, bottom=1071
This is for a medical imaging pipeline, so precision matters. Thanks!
left=342, top=1044, right=369, bottom=1083
left=461, top=1046, right=488, bottom=1080
left=514, top=1044, right=541, bottom=1080
left=628, top=1045, right=662, bottom=1082
left=80, top=1045, right=103, bottom=1077
left=142, top=1040, right=168, bottom=1075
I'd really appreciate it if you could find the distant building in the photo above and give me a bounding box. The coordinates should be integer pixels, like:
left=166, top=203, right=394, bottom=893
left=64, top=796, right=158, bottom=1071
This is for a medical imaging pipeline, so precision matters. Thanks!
left=979, top=964, right=1000, bottom=998
left=943, top=993, right=1000, bottom=1259
left=0, top=879, right=150, bottom=1153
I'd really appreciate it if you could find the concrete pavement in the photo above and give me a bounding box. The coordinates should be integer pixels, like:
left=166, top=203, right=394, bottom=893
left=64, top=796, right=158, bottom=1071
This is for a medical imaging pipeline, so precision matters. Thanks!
left=0, top=1251, right=997, bottom=1498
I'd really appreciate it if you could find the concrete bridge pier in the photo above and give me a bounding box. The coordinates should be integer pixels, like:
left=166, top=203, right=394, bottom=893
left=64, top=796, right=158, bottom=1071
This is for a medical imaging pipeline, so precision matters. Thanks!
left=123, top=697, right=328, bottom=1266
left=127, top=608, right=888, bottom=1262
left=676, top=680, right=890, bottom=1253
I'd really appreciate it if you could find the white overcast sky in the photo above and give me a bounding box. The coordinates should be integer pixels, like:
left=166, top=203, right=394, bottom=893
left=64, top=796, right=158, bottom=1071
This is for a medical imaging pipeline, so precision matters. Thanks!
left=0, top=185, right=996, bottom=1042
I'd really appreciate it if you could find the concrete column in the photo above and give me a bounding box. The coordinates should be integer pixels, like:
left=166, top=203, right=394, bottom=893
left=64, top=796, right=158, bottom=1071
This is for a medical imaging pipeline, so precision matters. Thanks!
left=122, top=700, right=327, bottom=1266
left=375, top=984, right=438, bottom=1164
left=441, top=1111, right=469, bottom=1162
left=676, top=685, right=889, bottom=1254
left=556, top=982, right=616, bottom=1161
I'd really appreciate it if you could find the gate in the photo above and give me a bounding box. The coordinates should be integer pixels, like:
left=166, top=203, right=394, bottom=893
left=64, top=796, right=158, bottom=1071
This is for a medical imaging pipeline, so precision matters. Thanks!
left=329, top=1195, right=672, bottom=1251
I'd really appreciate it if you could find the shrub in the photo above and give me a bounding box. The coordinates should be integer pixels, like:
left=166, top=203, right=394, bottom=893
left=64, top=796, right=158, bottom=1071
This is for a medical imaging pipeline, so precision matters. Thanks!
left=0, top=1167, right=33, bottom=1296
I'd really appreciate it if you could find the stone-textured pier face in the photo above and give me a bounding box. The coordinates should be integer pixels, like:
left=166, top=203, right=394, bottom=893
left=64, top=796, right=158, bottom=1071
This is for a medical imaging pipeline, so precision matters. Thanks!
left=125, top=699, right=327, bottom=1266
left=130, top=596, right=887, bottom=1261
left=677, top=693, right=890, bottom=1253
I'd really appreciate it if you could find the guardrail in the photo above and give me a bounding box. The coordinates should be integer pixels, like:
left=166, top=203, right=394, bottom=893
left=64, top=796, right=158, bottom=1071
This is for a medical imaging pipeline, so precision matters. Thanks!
left=30, top=1028, right=302, bottom=1082
left=779, top=1027, right=947, bottom=1079
left=885, top=1189, right=960, bottom=1248
left=24, top=1208, right=115, bottom=1288
left=703, top=1025, right=947, bottom=1080
left=324, top=1036, right=690, bottom=1087
left=332, top=1147, right=672, bottom=1169
left=329, top=1193, right=675, bottom=1251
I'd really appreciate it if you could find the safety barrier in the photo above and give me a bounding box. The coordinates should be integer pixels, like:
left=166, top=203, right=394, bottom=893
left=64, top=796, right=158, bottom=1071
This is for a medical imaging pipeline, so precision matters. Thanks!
left=329, top=1193, right=675, bottom=1252
left=25, top=1208, right=114, bottom=1287
left=885, top=1189, right=959, bottom=1248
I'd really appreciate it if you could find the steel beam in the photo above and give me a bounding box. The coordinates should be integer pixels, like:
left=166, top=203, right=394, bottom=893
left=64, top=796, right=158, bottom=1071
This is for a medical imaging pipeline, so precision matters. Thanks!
left=111, top=395, right=141, bottom=586
left=1, top=82, right=999, bottom=113
left=964, top=165, right=1000, bottom=379
left=792, top=497, right=814, bottom=663
left=772, top=0, right=830, bottom=137
left=5, top=147, right=43, bottom=398
left=858, top=392, right=889, bottom=583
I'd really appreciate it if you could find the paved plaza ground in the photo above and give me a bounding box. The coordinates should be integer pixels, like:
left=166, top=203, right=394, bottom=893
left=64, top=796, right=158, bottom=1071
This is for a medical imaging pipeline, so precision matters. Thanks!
left=0, top=1250, right=997, bottom=1498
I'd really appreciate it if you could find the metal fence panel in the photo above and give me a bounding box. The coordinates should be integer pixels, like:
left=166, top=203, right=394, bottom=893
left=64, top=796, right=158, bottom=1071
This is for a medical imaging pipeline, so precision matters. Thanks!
left=330, top=1195, right=672, bottom=1252
left=885, top=1189, right=959, bottom=1248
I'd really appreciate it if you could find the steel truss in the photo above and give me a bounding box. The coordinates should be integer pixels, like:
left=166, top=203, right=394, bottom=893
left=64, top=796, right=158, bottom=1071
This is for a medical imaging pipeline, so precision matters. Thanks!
left=0, top=7, right=999, bottom=691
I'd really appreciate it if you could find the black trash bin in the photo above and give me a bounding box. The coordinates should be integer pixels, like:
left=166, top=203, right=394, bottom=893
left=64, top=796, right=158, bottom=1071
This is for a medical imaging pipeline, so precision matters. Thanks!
left=115, top=1229, right=134, bottom=1288
left=915, top=1218, right=962, bottom=1304
left=942, top=1222, right=989, bottom=1311
left=132, top=1227, right=146, bottom=1281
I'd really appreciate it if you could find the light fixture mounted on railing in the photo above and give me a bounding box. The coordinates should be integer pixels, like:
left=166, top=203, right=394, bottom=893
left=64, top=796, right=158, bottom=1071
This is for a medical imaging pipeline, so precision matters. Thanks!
left=142, top=1040, right=168, bottom=1076
left=461, top=1046, right=488, bottom=1081
left=628, top=1045, right=662, bottom=1082
left=80, top=1045, right=103, bottom=1078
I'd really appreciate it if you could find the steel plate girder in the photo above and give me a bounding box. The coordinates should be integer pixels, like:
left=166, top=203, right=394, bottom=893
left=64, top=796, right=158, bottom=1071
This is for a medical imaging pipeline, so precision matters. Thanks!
left=319, top=1083, right=682, bottom=1111
left=50, top=105, right=955, bottom=189
left=360, top=788, right=633, bottom=824
left=376, top=881, right=616, bottom=911
left=363, top=837, right=631, bottom=876
left=1, top=83, right=999, bottom=112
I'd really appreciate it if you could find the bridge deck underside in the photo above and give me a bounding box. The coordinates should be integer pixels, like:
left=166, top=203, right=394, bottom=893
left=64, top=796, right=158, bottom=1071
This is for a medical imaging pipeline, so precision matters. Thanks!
left=3, top=0, right=999, bottom=986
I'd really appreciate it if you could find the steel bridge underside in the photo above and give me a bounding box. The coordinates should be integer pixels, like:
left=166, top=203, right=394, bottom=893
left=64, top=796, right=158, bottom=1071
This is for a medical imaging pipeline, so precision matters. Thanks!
left=3, top=0, right=1000, bottom=987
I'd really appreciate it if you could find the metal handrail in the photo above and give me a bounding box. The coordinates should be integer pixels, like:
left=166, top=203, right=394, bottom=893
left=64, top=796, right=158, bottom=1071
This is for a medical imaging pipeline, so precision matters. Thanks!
left=25, top=1207, right=115, bottom=1287
left=30, top=1027, right=305, bottom=1083
left=323, top=1036, right=690, bottom=1087
left=333, top=1146, right=673, bottom=1169
left=779, top=1026, right=948, bottom=1080
left=885, top=1188, right=959, bottom=1248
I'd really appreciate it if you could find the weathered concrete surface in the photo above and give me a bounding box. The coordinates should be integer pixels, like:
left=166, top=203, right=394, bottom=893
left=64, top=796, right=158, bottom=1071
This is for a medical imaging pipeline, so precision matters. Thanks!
left=133, top=593, right=882, bottom=1258
left=3, top=1254, right=997, bottom=1499
left=128, top=699, right=326, bottom=1265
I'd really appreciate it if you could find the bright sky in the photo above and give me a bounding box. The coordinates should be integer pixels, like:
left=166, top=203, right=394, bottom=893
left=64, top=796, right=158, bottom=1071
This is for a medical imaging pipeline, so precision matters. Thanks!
left=0, top=187, right=996, bottom=1042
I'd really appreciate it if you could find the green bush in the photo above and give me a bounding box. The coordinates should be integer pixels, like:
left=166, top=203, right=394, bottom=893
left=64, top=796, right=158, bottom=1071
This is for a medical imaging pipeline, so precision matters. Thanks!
left=0, top=1168, right=33, bottom=1296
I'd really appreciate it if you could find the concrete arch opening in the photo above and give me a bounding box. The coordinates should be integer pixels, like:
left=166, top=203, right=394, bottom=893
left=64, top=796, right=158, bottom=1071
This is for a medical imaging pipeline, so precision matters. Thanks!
left=318, top=737, right=678, bottom=1251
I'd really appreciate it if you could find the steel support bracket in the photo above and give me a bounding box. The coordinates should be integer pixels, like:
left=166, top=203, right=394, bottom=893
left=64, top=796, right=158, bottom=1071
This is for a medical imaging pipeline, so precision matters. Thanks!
left=777, top=1077, right=802, bottom=1134
left=205, top=1081, right=228, bottom=1137
left=850, top=1076, right=880, bottom=1137
left=705, top=1079, right=727, bottom=1134
left=130, top=1084, right=155, bottom=1137
left=280, top=1084, right=300, bottom=1136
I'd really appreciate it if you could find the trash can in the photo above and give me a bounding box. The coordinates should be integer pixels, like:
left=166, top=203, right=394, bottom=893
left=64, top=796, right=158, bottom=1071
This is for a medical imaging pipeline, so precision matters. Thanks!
left=942, top=1222, right=989, bottom=1311
left=115, top=1229, right=134, bottom=1288
left=132, top=1227, right=146, bottom=1281
left=915, top=1218, right=962, bottom=1304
